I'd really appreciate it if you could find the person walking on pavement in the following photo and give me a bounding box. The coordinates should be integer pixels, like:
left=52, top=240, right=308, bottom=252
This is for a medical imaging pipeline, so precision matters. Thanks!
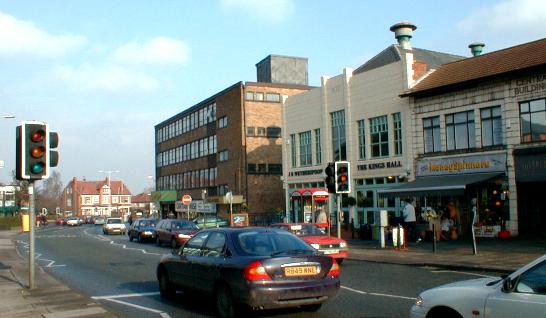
left=316, top=207, right=328, bottom=224
left=402, top=198, right=419, bottom=242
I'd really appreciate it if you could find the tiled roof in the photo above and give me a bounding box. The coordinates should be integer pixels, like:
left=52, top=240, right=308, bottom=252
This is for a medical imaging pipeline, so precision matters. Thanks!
left=405, top=37, right=546, bottom=96
left=70, top=179, right=132, bottom=195
left=132, top=193, right=151, bottom=203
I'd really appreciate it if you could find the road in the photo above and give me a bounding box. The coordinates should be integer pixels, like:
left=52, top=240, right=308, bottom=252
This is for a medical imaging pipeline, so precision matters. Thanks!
left=16, top=224, right=504, bottom=318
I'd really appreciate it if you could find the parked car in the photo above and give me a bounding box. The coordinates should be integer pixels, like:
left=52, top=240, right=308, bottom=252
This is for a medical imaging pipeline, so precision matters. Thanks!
left=157, top=227, right=340, bottom=318
left=270, top=223, right=348, bottom=264
left=66, top=217, right=81, bottom=226
left=193, top=215, right=229, bottom=228
left=102, top=217, right=127, bottom=235
left=128, top=218, right=157, bottom=243
left=94, top=216, right=105, bottom=225
left=410, top=254, right=546, bottom=318
left=55, top=218, right=65, bottom=226
left=155, top=219, right=200, bottom=248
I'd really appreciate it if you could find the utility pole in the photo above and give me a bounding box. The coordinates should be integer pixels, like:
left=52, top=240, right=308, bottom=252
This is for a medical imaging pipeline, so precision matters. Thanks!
left=28, top=183, right=36, bottom=289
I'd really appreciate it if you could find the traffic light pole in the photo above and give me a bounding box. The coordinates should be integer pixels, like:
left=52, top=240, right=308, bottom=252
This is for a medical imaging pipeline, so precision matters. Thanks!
left=28, top=182, right=36, bottom=289
left=337, top=194, right=341, bottom=239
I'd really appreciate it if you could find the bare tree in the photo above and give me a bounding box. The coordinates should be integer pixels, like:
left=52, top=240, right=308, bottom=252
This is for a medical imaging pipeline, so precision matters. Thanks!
left=36, top=171, right=64, bottom=215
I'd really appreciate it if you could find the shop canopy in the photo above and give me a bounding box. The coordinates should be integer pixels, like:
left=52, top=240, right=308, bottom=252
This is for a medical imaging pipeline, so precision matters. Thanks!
left=377, top=172, right=503, bottom=198
left=290, top=188, right=329, bottom=201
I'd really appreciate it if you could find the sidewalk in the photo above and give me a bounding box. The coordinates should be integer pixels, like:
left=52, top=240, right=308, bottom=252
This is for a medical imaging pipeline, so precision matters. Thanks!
left=346, top=235, right=546, bottom=273
left=0, top=229, right=120, bottom=318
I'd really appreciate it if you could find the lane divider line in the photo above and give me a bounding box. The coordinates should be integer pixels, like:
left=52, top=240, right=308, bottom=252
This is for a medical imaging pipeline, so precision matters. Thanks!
left=431, top=270, right=496, bottom=278
left=341, top=286, right=417, bottom=301
left=97, top=297, right=172, bottom=318
left=92, top=292, right=160, bottom=300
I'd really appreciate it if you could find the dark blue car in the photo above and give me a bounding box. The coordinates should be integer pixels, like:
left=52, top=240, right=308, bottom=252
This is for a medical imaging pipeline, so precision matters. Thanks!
left=128, top=218, right=157, bottom=243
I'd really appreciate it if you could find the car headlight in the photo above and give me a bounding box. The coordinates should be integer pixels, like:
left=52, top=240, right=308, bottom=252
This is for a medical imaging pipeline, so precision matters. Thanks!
left=311, top=243, right=320, bottom=249
left=144, top=231, right=152, bottom=235
left=414, top=296, right=423, bottom=307
left=178, top=234, right=191, bottom=239
left=340, top=242, right=347, bottom=248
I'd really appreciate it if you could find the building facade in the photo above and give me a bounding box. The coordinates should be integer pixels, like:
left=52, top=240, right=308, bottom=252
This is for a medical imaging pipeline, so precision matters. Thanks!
left=395, top=38, right=546, bottom=237
left=155, top=55, right=311, bottom=224
left=0, top=185, right=18, bottom=217
left=61, top=177, right=132, bottom=218
left=282, top=23, right=463, bottom=228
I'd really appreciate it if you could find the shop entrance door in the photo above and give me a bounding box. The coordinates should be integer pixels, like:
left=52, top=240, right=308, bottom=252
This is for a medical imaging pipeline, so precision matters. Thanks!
left=517, top=182, right=546, bottom=237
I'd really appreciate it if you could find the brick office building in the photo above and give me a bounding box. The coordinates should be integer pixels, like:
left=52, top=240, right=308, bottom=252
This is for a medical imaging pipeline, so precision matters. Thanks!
left=155, top=55, right=311, bottom=224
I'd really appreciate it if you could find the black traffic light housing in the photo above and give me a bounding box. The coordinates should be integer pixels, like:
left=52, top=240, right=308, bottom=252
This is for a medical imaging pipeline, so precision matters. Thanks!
left=335, top=161, right=351, bottom=194
left=16, top=121, right=59, bottom=181
left=324, top=162, right=335, bottom=193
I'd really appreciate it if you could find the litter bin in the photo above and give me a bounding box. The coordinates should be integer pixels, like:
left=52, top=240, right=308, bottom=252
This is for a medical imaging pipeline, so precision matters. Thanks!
left=21, top=214, right=30, bottom=232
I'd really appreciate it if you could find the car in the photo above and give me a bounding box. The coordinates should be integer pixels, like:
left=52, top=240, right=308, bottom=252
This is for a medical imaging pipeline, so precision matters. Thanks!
left=155, top=219, right=200, bottom=248
left=102, top=217, right=127, bottom=235
left=193, top=215, right=229, bottom=228
left=94, top=216, right=106, bottom=225
left=66, top=217, right=81, bottom=226
left=55, top=218, right=65, bottom=226
left=410, top=254, right=546, bottom=318
left=128, top=218, right=157, bottom=243
left=156, top=227, right=340, bottom=318
left=270, top=223, right=349, bottom=264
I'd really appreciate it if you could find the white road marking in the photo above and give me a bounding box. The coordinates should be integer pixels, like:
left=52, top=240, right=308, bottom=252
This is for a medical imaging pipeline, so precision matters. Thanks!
left=84, top=228, right=164, bottom=256
left=431, top=270, right=496, bottom=278
left=16, top=240, right=67, bottom=268
left=341, top=286, right=417, bottom=301
left=92, top=292, right=160, bottom=300
left=92, top=294, right=171, bottom=318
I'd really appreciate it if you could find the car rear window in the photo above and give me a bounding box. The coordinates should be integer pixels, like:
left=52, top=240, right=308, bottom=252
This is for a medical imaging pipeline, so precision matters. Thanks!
left=173, top=221, right=199, bottom=230
left=107, top=219, right=122, bottom=224
left=235, top=230, right=314, bottom=256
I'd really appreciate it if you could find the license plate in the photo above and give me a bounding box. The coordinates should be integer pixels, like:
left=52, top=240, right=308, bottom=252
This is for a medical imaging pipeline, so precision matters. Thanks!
left=323, top=249, right=339, bottom=255
left=284, top=266, right=318, bottom=276
left=113, top=229, right=120, bottom=232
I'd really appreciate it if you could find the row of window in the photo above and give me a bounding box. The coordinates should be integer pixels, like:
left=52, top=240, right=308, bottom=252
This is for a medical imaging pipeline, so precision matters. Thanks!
left=245, top=91, right=281, bottom=103
left=291, top=129, right=322, bottom=168
left=157, top=135, right=217, bottom=168
left=82, top=195, right=130, bottom=205
left=157, top=168, right=218, bottom=191
left=247, top=163, right=282, bottom=174
left=246, top=126, right=282, bottom=137
left=157, top=103, right=217, bottom=143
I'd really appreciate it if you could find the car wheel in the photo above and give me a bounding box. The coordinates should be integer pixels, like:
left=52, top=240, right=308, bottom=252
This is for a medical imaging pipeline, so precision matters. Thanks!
left=302, top=303, right=322, bottom=312
left=216, top=285, right=236, bottom=318
left=427, top=307, right=462, bottom=318
left=129, top=233, right=133, bottom=242
left=171, top=238, right=177, bottom=249
left=158, top=270, right=175, bottom=299
left=156, top=236, right=162, bottom=246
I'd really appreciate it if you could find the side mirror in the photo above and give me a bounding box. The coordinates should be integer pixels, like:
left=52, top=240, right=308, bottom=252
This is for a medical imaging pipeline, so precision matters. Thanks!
left=502, top=276, right=514, bottom=292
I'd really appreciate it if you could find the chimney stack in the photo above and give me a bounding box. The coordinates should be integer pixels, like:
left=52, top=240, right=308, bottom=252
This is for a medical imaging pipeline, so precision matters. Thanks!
left=390, top=22, right=417, bottom=49
left=468, top=43, right=485, bottom=56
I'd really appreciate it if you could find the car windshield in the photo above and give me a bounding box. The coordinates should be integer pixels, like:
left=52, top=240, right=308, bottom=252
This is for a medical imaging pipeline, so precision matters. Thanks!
left=235, top=230, right=315, bottom=256
left=139, top=220, right=155, bottom=227
left=292, top=224, right=327, bottom=236
left=173, top=221, right=199, bottom=230
left=107, top=219, right=122, bottom=224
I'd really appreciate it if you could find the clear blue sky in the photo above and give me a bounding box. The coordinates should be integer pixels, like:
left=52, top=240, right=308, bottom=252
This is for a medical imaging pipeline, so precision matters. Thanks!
left=1, top=0, right=545, bottom=194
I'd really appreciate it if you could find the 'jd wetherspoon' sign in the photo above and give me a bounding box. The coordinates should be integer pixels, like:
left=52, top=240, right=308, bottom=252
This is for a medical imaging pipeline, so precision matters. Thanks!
left=417, top=153, right=506, bottom=177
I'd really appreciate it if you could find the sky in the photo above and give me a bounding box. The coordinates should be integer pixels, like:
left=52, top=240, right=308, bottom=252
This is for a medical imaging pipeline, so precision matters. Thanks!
left=1, top=0, right=545, bottom=195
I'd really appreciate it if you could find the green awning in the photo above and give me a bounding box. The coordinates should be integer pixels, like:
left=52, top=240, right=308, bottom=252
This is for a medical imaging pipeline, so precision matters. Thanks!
left=377, top=172, right=504, bottom=198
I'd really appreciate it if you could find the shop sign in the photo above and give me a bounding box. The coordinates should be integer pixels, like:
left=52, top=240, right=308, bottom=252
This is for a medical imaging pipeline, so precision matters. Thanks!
left=288, top=169, right=323, bottom=177
left=357, top=160, right=402, bottom=171
left=417, top=153, right=506, bottom=176
left=175, top=200, right=217, bottom=213
left=515, top=153, right=546, bottom=182
left=150, top=191, right=177, bottom=202
left=513, top=73, right=546, bottom=96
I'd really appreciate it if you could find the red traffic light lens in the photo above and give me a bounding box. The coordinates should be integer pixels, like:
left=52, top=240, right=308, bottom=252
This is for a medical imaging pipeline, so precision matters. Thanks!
left=31, top=146, right=45, bottom=158
left=31, top=130, right=45, bottom=142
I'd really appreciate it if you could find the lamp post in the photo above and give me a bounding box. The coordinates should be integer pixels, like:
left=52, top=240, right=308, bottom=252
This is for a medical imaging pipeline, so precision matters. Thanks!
left=98, top=170, right=119, bottom=217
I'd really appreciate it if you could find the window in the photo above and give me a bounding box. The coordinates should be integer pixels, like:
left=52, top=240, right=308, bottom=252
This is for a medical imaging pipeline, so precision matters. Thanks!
left=248, top=164, right=257, bottom=173
left=257, top=127, right=266, bottom=136
left=446, top=110, right=475, bottom=150
left=370, top=115, right=389, bottom=158
left=481, top=106, right=503, bottom=146
left=245, top=91, right=254, bottom=100
left=331, top=110, right=347, bottom=161
left=219, top=150, right=228, bottom=162
left=357, top=119, right=366, bottom=159
left=299, top=131, right=312, bottom=166
left=246, top=127, right=255, bottom=136
left=265, top=93, right=281, bottom=102
left=314, top=129, right=322, bottom=165
left=290, top=134, right=297, bottom=168
left=258, top=164, right=267, bottom=173
left=267, top=126, right=281, bottom=137
left=203, top=232, right=226, bottom=257
left=255, top=92, right=264, bottom=101
left=423, top=116, right=441, bottom=153
left=520, top=99, right=546, bottom=142
left=218, top=116, right=228, bottom=128
left=515, top=259, right=546, bottom=295
left=268, top=164, right=282, bottom=174
left=182, top=231, right=209, bottom=256
left=393, top=112, right=403, bottom=155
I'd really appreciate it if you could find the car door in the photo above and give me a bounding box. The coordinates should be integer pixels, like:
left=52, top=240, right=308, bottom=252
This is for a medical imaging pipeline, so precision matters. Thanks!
left=192, top=231, right=227, bottom=294
left=171, top=231, right=210, bottom=290
left=485, top=260, right=546, bottom=318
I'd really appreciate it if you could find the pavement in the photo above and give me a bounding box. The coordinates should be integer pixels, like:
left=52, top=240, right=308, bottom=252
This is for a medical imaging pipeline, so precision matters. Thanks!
left=0, top=228, right=544, bottom=318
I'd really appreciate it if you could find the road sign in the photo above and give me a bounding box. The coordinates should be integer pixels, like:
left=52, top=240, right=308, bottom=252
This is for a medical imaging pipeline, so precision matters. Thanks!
left=182, top=194, right=192, bottom=206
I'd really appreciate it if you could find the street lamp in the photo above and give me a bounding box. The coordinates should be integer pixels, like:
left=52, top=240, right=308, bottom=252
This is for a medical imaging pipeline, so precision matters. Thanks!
left=98, top=170, right=119, bottom=217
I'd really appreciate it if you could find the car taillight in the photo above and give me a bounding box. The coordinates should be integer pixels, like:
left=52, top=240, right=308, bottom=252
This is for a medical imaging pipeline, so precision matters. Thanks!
left=244, top=261, right=271, bottom=281
left=327, top=259, right=340, bottom=277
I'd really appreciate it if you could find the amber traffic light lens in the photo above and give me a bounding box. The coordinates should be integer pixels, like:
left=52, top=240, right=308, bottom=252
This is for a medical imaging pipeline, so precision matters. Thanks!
left=31, top=146, right=45, bottom=158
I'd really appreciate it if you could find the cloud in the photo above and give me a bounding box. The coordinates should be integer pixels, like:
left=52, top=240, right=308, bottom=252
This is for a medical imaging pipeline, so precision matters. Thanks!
left=111, top=36, right=189, bottom=65
left=221, top=0, right=294, bottom=23
left=53, top=64, right=160, bottom=93
left=457, top=0, right=546, bottom=36
left=0, top=11, right=86, bottom=57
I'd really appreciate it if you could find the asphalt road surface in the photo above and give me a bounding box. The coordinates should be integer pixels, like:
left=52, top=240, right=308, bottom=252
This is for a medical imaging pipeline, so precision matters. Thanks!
left=16, top=224, right=505, bottom=318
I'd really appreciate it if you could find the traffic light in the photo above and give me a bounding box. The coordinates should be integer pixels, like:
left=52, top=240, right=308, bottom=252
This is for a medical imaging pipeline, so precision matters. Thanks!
left=16, top=121, right=59, bottom=181
left=324, top=162, right=335, bottom=193
left=335, top=161, right=351, bottom=194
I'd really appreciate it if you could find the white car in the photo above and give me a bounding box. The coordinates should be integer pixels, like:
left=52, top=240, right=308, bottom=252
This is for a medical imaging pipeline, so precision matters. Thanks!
left=410, top=254, right=546, bottom=318
left=66, top=217, right=80, bottom=226
left=102, top=217, right=126, bottom=235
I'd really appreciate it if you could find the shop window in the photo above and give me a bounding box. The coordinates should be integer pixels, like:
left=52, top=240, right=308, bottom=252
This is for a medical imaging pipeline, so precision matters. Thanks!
left=375, top=177, right=385, bottom=184
left=446, top=110, right=476, bottom=150
left=365, top=178, right=374, bottom=185
left=520, top=98, right=546, bottom=142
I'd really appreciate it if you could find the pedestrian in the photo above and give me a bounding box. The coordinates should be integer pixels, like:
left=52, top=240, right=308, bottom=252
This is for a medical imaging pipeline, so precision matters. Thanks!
left=402, top=198, right=419, bottom=242
left=316, top=207, right=328, bottom=224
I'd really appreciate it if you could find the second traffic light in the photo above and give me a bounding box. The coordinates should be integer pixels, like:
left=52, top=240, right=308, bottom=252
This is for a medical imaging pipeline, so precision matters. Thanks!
left=335, top=161, right=351, bottom=194
left=324, top=162, right=335, bottom=193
